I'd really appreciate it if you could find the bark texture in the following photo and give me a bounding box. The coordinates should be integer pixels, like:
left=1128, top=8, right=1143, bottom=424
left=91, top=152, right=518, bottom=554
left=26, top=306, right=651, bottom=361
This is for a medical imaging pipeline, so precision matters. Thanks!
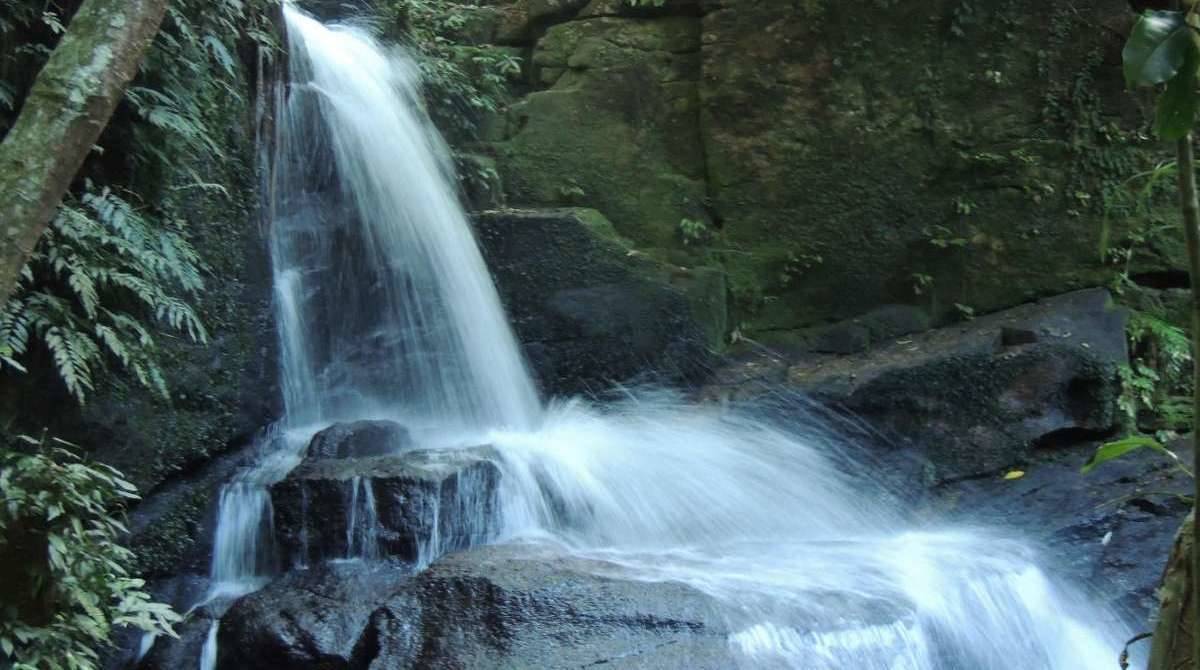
left=1149, top=511, right=1196, bottom=669
left=0, top=0, right=168, bottom=306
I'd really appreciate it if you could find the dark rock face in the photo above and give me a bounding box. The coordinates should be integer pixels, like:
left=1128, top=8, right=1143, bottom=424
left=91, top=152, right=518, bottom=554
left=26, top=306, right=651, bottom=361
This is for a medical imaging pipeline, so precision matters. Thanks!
left=931, top=437, right=1193, bottom=621
left=476, top=208, right=720, bottom=396
left=214, top=544, right=738, bottom=670
left=272, top=441, right=502, bottom=565
left=307, top=420, right=413, bottom=459
left=217, top=564, right=405, bottom=670
left=713, top=289, right=1128, bottom=483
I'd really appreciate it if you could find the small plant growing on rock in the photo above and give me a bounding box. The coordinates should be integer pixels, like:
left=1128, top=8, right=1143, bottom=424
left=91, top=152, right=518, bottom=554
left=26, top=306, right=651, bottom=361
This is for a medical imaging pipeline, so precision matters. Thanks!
left=678, top=218, right=711, bottom=246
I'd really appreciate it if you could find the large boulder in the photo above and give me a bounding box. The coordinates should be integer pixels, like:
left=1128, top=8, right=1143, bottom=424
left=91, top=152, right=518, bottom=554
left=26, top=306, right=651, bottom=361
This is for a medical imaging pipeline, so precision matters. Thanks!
left=710, top=289, right=1128, bottom=483
left=212, top=544, right=738, bottom=669
left=217, top=563, right=405, bottom=670
left=272, top=437, right=503, bottom=565
left=476, top=208, right=722, bottom=395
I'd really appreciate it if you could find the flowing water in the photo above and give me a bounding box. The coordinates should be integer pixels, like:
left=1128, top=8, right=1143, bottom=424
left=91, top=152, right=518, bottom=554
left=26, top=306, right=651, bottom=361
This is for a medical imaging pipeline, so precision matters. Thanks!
left=192, top=4, right=1137, bottom=668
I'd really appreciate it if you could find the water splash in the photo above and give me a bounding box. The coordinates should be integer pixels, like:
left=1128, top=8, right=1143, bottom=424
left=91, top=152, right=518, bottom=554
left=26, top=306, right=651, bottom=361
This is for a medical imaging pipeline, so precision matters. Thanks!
left=198, top=621, right=219, bottom=670
left=479, top=396, right=1129, bottom=669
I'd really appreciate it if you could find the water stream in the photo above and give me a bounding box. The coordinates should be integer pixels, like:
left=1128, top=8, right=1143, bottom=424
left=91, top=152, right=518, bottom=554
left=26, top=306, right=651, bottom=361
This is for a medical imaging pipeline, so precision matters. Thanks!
left=192, top=4, right=1137, bottom=668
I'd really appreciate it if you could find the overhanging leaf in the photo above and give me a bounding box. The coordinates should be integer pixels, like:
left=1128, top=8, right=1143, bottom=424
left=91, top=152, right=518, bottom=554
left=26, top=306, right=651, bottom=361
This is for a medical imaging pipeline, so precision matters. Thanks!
left=1081, top=436, right=1174, bottom=474
left=1124, top=10, right=1194, bottom=87
left=1156, top=38, right=1200, bottom=139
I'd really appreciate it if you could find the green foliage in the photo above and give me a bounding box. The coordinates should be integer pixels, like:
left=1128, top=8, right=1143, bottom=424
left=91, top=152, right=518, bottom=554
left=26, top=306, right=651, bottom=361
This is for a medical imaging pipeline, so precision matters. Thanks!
left=0, top=184, right=208, bottom=403
left=0, top=0, right=278, bottom=403
left=0, top=435, right=180, bottom=669
left=1122, top=9, right=1200, bottom=139
left=1099, top=159, right=1176, bottom=272
left=1123, top=11, right=1194, bottom=89
left=383, top=0, right=522, bottom=140
left=1082, top=435, right=1192, bottom=477
left=1117, top=311, right=1193, bottom=432
left=777, top=250, right=824, bottom=288
left=923, top=224, right=969, bottom=249
left=678, top=218, right=711, bottom=246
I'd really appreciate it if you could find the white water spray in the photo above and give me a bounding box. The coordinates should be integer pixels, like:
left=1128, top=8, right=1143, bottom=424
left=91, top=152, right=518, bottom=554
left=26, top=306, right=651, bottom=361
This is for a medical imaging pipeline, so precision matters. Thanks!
left=193, top=4, right=1138, bottom=668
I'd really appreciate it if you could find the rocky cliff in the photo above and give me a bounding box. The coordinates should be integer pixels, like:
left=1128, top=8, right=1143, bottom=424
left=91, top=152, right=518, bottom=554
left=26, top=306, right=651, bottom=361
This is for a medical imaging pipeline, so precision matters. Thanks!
left=424, top=0, right=1177, bottom=341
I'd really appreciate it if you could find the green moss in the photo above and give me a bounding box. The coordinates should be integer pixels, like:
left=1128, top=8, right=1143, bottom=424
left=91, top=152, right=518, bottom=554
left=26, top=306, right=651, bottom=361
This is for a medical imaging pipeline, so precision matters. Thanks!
left=695, top=0, right=1173, bottom=331
left=131, top=486, right=213, bottom=577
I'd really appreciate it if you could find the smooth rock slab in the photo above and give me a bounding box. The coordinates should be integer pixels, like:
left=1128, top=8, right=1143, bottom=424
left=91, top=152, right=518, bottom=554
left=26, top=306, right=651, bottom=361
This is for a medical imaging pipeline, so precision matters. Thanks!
left=272, top=444, right=502, bottom=565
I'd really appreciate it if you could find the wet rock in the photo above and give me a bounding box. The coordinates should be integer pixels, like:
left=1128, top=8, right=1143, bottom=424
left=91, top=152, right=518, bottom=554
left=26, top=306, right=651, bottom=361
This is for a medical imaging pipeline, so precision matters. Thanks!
left=713, top=289, right=1128, bottom=483
left=217, top=563, right=407, bottom=670
left=306, top=420, right=412, bottom=459
left=806, top=304, right=932, bottom=355
left=477, top=208, right=719, bottom=396
left=800, top=289, right=1127, bottom=483
left=930, top=437, right=1193, bottom=621
left=370, top=543, right=737, bottom=669
left=272, top=447, right=502, bottom=565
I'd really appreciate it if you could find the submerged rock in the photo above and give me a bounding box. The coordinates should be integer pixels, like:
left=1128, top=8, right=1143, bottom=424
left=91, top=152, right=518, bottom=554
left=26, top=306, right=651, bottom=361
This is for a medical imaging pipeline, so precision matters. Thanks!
left=272, top=441, right=502, bottom=565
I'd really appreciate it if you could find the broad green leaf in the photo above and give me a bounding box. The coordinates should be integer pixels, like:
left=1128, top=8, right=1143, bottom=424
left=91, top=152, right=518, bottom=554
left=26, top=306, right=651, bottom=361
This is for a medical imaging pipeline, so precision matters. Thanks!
left=1156, top=39, right=1200, bottom=139
left=1124, top=10, right=1194, bottom=87
left=1081, top=436, right=1174, bottom=474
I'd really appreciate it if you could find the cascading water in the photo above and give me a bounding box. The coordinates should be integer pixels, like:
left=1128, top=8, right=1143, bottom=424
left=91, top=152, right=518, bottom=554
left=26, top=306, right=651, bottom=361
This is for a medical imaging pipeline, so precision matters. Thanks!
left=190, top=4, right=1139, bottom=668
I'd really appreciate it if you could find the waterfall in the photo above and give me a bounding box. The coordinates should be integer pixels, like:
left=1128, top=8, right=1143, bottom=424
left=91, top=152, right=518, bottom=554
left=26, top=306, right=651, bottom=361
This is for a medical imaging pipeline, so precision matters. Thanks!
left=271, top=7, right=540, bottom=432
left=187, top=4, right=1138, bottom=669
left=345, top=477, right=380, bottom=560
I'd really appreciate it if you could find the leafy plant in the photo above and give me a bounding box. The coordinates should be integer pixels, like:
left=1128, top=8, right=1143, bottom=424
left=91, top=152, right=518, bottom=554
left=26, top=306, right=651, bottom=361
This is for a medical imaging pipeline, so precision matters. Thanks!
left=0, top=185, right=207, bottom=403
left=777, top=250, right=824, bottom=287
left=1120, top=7, right=1200, bottom=667
left=1082, top=435, right=1192, bottom=478
left=923, top=224, right=969, bottom=249
left=0, top=0, right=276, bottom=403
left=1113, top=311, right=1194, bottom=432
left=383, top=0, right=523, bottom=140
left=0, top=434, right=180, bottom=670
left=679, top=217, right=711, bottom=246
left=910, top=272, right=935, bottom=296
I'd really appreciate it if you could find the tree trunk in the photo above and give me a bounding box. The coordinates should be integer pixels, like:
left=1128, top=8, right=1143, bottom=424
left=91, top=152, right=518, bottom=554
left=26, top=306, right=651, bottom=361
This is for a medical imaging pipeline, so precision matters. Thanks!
left=1178, top=131, right=1200, bottom=670
left=1149, top=510, right=1196, bottom=669
left=0, top=0, right=168, bottom=307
